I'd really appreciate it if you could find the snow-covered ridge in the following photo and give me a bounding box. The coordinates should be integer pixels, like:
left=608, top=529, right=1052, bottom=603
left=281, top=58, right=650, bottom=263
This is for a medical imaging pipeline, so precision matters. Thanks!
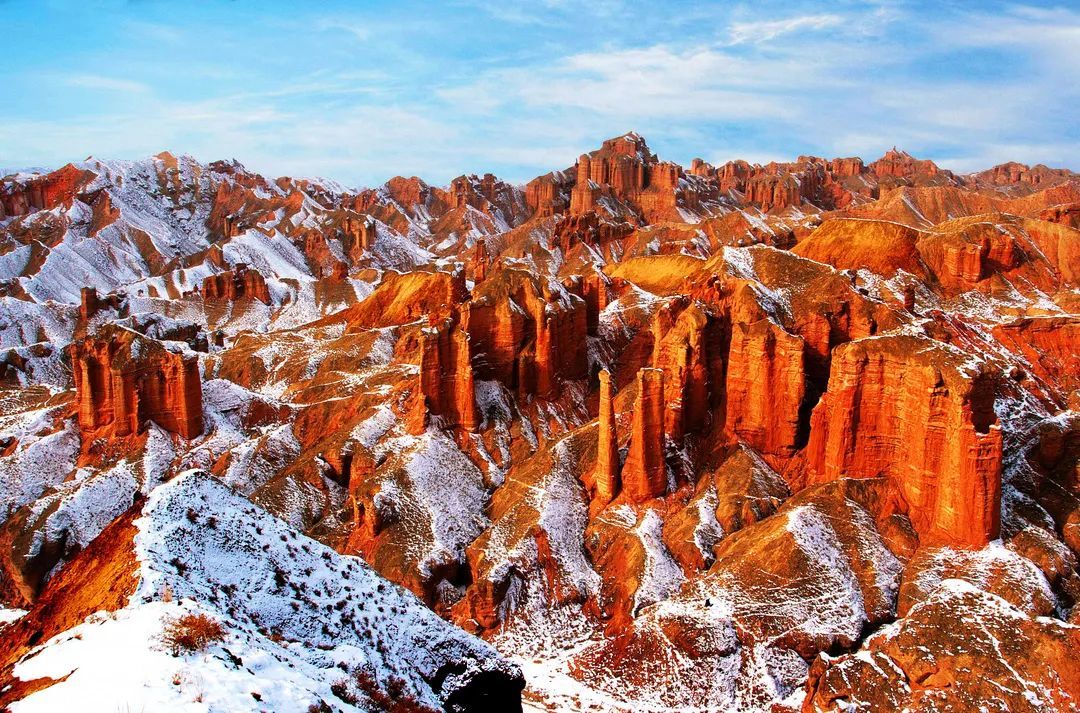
left=9, top=471, right=522, bottom=712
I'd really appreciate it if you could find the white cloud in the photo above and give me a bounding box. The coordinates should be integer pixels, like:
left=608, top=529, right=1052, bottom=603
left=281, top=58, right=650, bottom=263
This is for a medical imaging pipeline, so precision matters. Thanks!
left=66, top=74, right=149, bottom=93
left=726, top=13, right=844, bottom=45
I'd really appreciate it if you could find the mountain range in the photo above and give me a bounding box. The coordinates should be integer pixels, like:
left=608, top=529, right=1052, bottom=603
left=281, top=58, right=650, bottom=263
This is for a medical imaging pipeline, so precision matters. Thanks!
left=0, top=132, right=1078, bottom=712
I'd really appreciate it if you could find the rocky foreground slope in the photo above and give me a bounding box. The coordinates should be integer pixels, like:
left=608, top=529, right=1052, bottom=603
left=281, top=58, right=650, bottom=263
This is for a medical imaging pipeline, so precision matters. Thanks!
left=0, top=133, right=1079, bottom=711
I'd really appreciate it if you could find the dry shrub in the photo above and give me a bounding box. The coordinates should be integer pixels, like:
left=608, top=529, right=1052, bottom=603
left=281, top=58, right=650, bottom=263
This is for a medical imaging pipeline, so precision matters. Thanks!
left=161, top=612, right=226, bottom=655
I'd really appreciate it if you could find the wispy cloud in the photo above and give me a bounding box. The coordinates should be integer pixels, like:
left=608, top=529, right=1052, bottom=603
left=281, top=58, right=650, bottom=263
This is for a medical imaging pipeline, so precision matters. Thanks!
left=315, top=17, right=371, bottom=41
left=726, top=13, right=843, bottom=45
left=66, top=74, right=150, bottom=93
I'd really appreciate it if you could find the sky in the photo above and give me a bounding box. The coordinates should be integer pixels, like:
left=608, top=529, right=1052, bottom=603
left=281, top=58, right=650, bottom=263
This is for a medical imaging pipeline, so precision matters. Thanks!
left=1, top=0, right=1078, bottom=187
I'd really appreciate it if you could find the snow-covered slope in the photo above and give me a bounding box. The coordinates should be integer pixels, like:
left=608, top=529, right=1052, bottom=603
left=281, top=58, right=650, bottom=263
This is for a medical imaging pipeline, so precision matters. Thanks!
left=6, top=471, right=523, bottom=712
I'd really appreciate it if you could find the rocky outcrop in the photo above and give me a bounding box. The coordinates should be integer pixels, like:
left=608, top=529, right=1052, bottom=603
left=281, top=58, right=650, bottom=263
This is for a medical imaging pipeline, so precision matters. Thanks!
left=724, top=318, right=807, bottom=457
left=87, top=189, right=120, bottom=236
left=1039, top=202, right=1080, bottom=230
left=0, top=164, right=95, bottom=218
left=471, top=239, right=490, bottom=284
left=743, top=172, right=802, bottom=212
left=591, top=369, right=620, bottom=506
left=573, top=271, right=614, bottom=335
left=869, top=148, right=948, bottom=181
left=408, top=313, right=479, bottom=434
left=201, top=263, right=271, bottom=304
left=568, top=133, right=705, bottom=221
left=829, top=157, right=865, bottom=177
left=992, top=316, right=1080, bottom=403
left=804, top=334, right=1002, bottom=547
left=651, top=300, right=711, bottom=442
left=792, top=219, right=926, bottom=278
left=464, top=269, right=587, bottom=398
left=71, top=325, right=203, bottom=440
left=525, top=173, right=570, bottom=218
left=621, top=368, right=666, bottom=503
left=975, top=161, right=1075, bottom=189
left=804, top=575, right=1079, bottom=712
left=79, top=287, right=124, bottom=323
left=552, top=211, right=634, bottom=254
left=344, top=269, right=469, bottom=331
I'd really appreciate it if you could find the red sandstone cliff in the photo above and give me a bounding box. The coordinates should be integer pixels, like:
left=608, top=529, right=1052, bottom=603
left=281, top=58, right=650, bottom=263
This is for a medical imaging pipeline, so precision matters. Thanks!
left=803, top=334, right=1002, bottom=547
left=201, top=263, right=271, bottom=304
left=408, top=312, right=479, bottom=435
left=463, top=268, right=587, bottom=398
left=71, top=325, right=203, bottom=440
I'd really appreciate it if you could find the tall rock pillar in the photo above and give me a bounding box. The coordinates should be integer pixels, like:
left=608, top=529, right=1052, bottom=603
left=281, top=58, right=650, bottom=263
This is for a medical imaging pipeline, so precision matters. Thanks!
left=621, top=368, right=666, bottom=503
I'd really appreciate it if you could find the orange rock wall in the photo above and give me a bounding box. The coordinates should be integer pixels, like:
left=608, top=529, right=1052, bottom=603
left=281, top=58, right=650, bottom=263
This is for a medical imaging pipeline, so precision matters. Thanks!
left=804, top=337, right=1002, bottom=547
left=409, top=317, right=479, bottom=434
left=72, top=328, right=203, bottom=440
left=202, top=264, right=271, bottom=304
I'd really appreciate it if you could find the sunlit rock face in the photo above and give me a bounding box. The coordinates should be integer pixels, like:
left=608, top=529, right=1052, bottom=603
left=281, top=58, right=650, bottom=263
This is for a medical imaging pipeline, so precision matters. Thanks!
left=71, top=323, right=203, bottom=441
left=2, top=134, right=1079, bottom=712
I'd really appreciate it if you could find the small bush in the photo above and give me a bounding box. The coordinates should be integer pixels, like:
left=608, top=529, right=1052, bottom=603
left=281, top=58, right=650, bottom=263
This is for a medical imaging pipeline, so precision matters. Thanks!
left=330, top=679, right=358, bottom=705
left=161, top=612, right=226, bottom=655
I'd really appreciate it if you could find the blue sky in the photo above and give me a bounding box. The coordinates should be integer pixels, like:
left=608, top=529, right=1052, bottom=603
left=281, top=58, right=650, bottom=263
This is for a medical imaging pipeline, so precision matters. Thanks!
left=1, top=0, right=1078, bottom=186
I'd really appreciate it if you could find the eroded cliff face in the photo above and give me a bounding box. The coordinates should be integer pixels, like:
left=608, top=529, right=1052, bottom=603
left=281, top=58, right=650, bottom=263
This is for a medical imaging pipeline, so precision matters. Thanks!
left=70, top=325, right=203, bottom=441
left=464, top=268, right=588, bottom=398
left=0, top=164, right=96, bottom=218
left=408, top=311, right=479, bottom=435
left=201, top=263, right=271, bottom=304
left=803, top=334, right=1002, bottom=547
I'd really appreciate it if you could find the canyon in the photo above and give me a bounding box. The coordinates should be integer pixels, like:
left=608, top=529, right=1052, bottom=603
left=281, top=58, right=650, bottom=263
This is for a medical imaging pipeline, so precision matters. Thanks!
left=0, top=134, right=1078, bottom=712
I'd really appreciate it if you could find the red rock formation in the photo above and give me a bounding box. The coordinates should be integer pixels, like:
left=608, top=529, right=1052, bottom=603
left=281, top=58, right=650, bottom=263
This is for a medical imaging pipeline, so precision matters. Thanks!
left=828, top=157, right=865, bottom=177
left=1039, top=202, right=1080, bottom=230
left=578, top=271, right=613, bottom=335
left=869, top=148, right=945, bottom=179
left=975, top=161, right=1074, bottom=189
left=804, top=574, right=1080, bottom=712
left=78, top=288, right=124, bottom=323
left=715, top=160, right=754, bottom=192
left=446, top=173, right=519, bottom=216
left=592, top=369, right=620, bottom=506
left=651, top=300, right=710, bottom=441
left=344, top=269, right=469, bottom=331
left=408, top=313, right=479, bottom=435
left=621, top=368, right=666, bottom=503
left=87, top=190, right=120, bottom=236
left=202, top=263, right=271, bottom=304
left=334, top=213, right=377, bottom=260
left=471, top=240, right=489, bottom=284
left=804, top=334, right=1002, bottom=547
left=552, top=211, right=634, bottom=254
left=744, top=172, right=801, bottom=212
left=992, top=316, right=1080, bottom=402
left=71, top=325, right=203, bottom=440
left=569, top=133, right=652, bottom=217
left=0, top=164, right=94, bottom=218
left=464, top=269, right=587, bottom=397
left=525, top=173, right=569, bottom=218
left=688, top=158, right=713, bottom=177
left=792, top=219, right=926, bottom=279
left=724, top=318, right=807, bottom=457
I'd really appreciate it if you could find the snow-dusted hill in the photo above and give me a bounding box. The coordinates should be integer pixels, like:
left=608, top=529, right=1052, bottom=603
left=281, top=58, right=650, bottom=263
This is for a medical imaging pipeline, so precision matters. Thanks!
left=4, top=471, right=523, bottom=712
